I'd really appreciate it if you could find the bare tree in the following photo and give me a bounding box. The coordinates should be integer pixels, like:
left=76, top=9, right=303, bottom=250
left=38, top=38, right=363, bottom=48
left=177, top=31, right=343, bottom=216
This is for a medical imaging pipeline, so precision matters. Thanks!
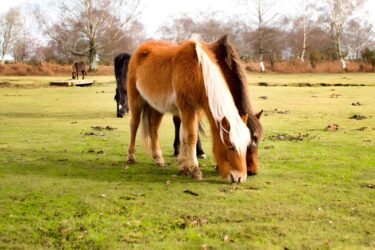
left=242, top=0, right=278, bottom=72
left=37, top=0, right=141, bottom=71
left=0, top=8, right=21, bottom=65
left=345, top=19, right=373, bottom=60
left=325, top=0, right=366, bottom=70
left=159, top=15, right=196, bottom=42
left=12, top=5, right=39, bottom=63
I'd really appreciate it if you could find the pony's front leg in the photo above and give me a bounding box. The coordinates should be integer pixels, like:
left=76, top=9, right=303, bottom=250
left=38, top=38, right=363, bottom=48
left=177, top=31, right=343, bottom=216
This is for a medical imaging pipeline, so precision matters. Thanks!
left=149, top=108, right=165, bottom=166
left=178, top=109, right=202, bottom=180
left=127, top=99, right=143, bottom=163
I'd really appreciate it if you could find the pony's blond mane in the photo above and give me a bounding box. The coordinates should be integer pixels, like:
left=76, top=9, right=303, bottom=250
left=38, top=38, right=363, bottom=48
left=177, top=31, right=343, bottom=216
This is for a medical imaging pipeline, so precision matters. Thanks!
left=193, top=38, right=250, bottom=155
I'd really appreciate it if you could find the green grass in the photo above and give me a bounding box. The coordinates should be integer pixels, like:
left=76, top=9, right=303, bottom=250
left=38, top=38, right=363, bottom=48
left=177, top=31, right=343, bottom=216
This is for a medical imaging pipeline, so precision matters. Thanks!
left=0, top=74, right=374, bottom=249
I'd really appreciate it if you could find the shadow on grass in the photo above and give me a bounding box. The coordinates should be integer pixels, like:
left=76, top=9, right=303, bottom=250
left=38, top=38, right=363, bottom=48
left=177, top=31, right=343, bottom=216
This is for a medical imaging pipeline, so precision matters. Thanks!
left=1, top=147, right=232, bottom=185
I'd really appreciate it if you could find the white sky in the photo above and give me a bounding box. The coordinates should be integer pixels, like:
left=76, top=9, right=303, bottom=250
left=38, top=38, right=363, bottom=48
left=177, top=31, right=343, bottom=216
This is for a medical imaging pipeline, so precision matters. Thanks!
left=1, top=0, right=374, bottom=38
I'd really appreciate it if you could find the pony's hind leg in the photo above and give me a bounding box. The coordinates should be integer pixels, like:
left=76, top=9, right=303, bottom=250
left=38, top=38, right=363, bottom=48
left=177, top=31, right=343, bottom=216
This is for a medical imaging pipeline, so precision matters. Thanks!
left=148, top=108, right=165, bottom=166
left=178, top=108, right=202, bottom=180
left=172, top=116, right=181, bottom=156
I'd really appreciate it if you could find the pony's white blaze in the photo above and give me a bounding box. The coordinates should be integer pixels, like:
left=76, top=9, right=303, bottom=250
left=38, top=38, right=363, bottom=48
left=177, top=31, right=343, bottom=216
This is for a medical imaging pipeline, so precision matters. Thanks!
left=194, top=41, right=251, bottom=155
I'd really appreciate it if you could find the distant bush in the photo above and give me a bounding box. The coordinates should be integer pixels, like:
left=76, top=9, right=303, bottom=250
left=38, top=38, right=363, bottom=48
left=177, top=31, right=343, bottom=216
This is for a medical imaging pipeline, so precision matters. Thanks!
left=244, top=60, right=373, bottom=73
left=362, top=48, right=375, bottom=69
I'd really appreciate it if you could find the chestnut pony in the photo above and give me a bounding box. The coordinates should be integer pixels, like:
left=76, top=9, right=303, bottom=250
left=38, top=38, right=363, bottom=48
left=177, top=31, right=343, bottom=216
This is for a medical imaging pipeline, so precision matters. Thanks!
left=126, top=35, right=262, bottom=183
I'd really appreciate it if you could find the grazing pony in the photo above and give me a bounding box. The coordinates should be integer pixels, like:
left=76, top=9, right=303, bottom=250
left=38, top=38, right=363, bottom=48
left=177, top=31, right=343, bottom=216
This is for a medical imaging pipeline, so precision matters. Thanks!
left=114, top=53, right=131, bottom=117
left=208, top=35, right=263, bottom=175
left=114, top=52, right=205, bottom=158
left=72, top=61, right=87, bottom=80
left=127, top=35, right=261, bottom=183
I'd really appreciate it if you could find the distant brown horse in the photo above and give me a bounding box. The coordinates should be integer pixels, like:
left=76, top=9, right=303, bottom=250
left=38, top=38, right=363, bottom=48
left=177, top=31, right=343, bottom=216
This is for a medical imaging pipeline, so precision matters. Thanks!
left=72, top=61, right=87, bottom=80
left=126, top=35, right=263, bottom=183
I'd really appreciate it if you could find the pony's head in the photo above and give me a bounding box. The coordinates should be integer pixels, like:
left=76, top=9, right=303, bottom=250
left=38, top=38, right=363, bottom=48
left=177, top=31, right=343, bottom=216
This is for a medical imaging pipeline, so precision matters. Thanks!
left=207, top=35, right=264, bottom=176
left=245, top=110, right=263, bottom=175
left=214, top=115, right=250, bottom=183
left=114, top=87, right=129, bottom=118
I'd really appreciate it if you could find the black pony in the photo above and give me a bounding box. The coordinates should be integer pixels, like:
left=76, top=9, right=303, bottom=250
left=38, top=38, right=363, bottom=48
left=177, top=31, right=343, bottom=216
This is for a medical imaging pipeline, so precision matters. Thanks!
left=113, top=52, right=205, bottom=158
left=114, top=53, right=131, bottom=118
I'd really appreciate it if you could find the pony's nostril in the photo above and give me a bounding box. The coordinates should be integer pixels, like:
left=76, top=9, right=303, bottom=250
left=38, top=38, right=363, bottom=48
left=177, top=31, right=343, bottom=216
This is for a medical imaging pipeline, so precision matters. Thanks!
left=238, top=177, right=241, bottom=183
left=230, top=174, right=235, bottom=183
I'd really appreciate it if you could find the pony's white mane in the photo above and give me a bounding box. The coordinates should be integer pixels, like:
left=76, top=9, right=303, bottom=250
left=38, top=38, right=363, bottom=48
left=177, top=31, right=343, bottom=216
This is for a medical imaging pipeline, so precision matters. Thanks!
left=193, top=37, right=251, bottom=155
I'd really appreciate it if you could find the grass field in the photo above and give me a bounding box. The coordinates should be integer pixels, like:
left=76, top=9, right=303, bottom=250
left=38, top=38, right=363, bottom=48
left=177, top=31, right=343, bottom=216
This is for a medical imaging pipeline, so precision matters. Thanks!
left=0, top=73, right=374, bottom=249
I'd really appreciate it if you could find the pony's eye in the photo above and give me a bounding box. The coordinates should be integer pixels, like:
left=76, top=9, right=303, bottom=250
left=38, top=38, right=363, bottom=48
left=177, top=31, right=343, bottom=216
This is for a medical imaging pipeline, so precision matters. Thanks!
left=228, top=146, right=235, bottom=151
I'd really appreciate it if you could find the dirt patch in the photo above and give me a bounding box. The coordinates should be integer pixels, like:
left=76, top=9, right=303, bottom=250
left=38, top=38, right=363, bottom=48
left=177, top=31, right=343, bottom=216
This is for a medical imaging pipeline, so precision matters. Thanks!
left=360, top=184, right=375, bottom=189
left=183, top=189, right=199, bottom=196
left=352, top=102, right=362, bottom=106
left=0, top=82, right=12, bottom=87
left=178, top=215, right=208, bottom=229
left=0, top=82, right=45, bottom=88
left=357, top=127, right=368, bottom=131
left=350, top=115, right=367, bottom=120
left=257, top=82, right=367, bottom=87
left=268, top=133, right=312, bottom=141
left=91, top=125, right=117, bottom=131
left=84, top=132, right=99, bottom=136
left=330, top=93, right=342, bottom=98
left=259, top=96, right=268, bottom=100
left=325, top=124, right=340, bottom=131
left=264, top=108, right=289, bottom=116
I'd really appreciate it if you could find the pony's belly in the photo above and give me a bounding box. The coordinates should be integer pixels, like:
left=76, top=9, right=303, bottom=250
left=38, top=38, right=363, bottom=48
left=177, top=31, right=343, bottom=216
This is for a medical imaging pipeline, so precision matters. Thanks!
left=136, top=83, right=178, bottom=115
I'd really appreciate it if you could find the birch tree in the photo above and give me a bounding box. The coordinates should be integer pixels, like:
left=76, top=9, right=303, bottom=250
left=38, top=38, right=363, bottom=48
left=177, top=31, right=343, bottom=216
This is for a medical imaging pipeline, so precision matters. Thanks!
left=325, top=0, right=366, bottom=70
left=242, top=0, right=278, bottom=72
left=0, top=8, right=21, bottom=65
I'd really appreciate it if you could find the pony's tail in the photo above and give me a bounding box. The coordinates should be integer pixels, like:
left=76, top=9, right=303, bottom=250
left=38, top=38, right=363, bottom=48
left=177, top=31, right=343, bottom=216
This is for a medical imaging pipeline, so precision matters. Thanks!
left=141, top=104, right=151, bottom=150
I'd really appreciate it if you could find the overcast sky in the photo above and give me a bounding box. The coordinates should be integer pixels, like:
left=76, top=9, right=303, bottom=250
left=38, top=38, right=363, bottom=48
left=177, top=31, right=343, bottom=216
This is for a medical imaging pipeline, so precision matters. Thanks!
left=1, top=0, right=374, bottom=38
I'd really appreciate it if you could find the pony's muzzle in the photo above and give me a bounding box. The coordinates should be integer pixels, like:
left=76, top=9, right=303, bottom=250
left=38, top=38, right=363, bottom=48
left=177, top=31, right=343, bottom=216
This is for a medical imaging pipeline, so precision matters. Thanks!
left=228, top=171, right=247, bottom=183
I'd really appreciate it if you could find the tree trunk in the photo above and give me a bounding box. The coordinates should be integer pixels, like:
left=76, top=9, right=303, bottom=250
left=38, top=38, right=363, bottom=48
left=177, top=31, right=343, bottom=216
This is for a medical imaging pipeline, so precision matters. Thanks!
left=336, top=36, right=347, bottom=70
left=259, top=54, right=265, bottom=72
left=340, top=57, right=347, bottom=70
left=300, top=0, right=306, bottom=62
left=88, top=45, right=97, bottom=71
left=300, top=20, right=306, bottom=62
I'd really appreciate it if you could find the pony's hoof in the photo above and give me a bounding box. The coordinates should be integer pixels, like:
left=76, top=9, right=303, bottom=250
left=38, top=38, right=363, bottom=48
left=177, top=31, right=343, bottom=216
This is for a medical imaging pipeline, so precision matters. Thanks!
left=191, top=167, right=203, bottom=180
left=178, top=168, right=190, bottom=176
left=127, top=159, right=136, bottom=164
left=197, top=154, right=206, bottom=159
left=156, top=162, right=166, bottom=168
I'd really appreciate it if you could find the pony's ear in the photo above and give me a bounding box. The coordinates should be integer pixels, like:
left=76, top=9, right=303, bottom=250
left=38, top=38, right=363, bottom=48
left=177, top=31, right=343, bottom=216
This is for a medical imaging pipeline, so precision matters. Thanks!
left=217, top=34, right=229, bottom=46
left=221, top=116, right=231, bottom=133
left=241, top=114, right=249, bottom=123
left=220, top=117, right=233, bottom=147
left=255, top=110, right=264, bottom=119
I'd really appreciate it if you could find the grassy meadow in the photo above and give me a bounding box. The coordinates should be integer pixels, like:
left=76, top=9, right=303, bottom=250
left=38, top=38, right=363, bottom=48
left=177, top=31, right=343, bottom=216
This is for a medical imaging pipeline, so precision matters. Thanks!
left=0, top=74, right=374, bottom=249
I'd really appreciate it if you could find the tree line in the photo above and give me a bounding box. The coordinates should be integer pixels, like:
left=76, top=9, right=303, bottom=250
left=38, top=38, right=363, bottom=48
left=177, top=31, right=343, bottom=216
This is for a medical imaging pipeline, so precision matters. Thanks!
left=1, top=0, right=374, bottom=72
